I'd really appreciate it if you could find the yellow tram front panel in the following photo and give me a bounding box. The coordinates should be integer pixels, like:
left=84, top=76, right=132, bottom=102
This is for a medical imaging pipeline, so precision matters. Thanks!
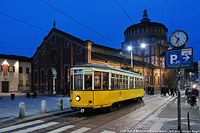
left=70, top=91, right=94, bottom=108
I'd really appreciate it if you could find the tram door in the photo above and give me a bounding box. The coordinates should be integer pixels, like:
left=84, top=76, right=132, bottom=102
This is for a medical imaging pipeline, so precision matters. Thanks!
left=2, top=81, right=9, bottom=92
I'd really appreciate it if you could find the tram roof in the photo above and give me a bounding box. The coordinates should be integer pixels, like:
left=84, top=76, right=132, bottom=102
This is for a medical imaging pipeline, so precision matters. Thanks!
left=72, top=63, right=143, bottom=76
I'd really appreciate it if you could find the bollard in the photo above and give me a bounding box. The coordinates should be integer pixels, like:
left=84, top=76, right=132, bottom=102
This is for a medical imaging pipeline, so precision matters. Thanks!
left=187, top=112, right=191, bottom=131
left=41, top=100, right=46, bottom=114
left=59, top=99, right=63, bottom=110
left=19, top=102, right=25, bottom=118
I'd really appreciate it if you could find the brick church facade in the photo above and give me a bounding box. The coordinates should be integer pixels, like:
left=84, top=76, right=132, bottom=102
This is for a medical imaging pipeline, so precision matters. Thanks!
left=32, top=10, right=177, bottom=94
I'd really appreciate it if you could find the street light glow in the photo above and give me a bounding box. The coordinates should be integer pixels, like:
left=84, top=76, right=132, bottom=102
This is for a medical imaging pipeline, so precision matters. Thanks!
left=141, top=43, right=146, bottom=48
left=128, top=46, right=132, bottom=51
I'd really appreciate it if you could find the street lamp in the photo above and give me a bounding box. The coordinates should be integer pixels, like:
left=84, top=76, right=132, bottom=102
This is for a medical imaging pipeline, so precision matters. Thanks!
left=127, top=46, right=133, bottom=70
left=141, top=43, right=146, bottom=49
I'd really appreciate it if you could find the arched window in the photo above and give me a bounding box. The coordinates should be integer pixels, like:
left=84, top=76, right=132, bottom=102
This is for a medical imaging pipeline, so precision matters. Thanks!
left=51, top=35, right=56, bottom=44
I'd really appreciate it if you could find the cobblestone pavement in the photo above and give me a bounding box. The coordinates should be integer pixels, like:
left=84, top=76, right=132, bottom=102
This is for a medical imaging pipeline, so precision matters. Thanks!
left=0, top=93, right=175, bottom=133
left=1, top=92, right=199, bottom=132
left=0, top=93, right=70, bottom=123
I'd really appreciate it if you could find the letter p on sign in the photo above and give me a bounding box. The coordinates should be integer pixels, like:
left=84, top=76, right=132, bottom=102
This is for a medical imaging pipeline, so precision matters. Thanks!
left=170, top=54, right=177, bottom=64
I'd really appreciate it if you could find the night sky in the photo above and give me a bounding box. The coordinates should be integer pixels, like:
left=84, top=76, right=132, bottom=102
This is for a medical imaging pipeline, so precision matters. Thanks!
left=1, top=0, right=200, bottom=62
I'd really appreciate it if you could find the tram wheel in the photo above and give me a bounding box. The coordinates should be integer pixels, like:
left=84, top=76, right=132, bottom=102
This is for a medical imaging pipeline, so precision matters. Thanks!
left=137, top=97, right=143, bottom=102
left=117, top=102, right=123, bottom=108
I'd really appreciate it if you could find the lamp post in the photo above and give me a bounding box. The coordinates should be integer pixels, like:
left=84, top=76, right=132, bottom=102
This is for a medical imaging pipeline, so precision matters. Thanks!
left=141, top=43, right=148, bottom=92
left=128, top=46, right=133, bottom=70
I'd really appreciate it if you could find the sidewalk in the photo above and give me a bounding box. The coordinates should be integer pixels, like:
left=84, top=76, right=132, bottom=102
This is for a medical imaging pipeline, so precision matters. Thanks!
left=0, top=93, right=70, bottom=128
left=133, top=94, right=200, bottom=132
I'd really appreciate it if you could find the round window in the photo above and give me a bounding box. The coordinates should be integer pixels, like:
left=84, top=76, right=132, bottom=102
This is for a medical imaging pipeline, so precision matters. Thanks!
left=50, top=49, right=58, bottom=65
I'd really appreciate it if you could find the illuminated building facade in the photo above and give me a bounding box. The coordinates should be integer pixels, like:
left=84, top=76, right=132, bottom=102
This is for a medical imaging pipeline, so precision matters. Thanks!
left=0, top=54, right=31, bottom=93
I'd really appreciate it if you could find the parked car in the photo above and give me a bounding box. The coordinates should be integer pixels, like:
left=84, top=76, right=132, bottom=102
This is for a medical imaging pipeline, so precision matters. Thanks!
left=185, top=87, right=192, bottom=95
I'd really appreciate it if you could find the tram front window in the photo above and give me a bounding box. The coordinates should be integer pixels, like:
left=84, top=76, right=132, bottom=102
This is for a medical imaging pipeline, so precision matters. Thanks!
left=85, top=75, right=92, bottom=90
left=74, top=74, right=83, bottom=90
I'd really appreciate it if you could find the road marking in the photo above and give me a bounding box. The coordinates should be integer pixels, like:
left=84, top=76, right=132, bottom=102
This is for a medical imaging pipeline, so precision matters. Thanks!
left=0, top=120, right=44, bottom=133
left=13, top=122, right=58, bottom=133
left=47, top=125, right=75, bottom=133
left=71, top=127, right=91, bottom=133
left=149, top=122, right=164, bottom=132
left=101, top=130, right=116, bottom=133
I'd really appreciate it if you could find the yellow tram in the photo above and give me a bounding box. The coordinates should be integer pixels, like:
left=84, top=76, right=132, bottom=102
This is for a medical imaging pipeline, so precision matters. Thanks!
left=70, top=64, right=144, bottom=112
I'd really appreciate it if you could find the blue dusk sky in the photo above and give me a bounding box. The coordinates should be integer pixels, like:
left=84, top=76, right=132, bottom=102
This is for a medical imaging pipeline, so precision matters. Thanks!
left=0, top=0, right=200, bottom=62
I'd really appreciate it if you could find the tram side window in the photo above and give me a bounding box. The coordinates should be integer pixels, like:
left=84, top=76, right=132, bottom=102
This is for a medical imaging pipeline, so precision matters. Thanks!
left=71, top=75, right=73, bottom=90
left=125, top=76, right=128, bottom=89
left=135, top=78, right=139, bottom=89
left=122, top=76, right=125, bottom=89
left=74, top=74, right=83, bottom=90
left=85, top=75, right=92, bottom=90
left=130, top=77, right=134, bottom=89
left=129, top=77, right=132, bottom=89
left=119, top=75, right=123, bottom=89
left=115, top=75, right=119, bottom=89
left=94, top=71, right=101, bottom=90
left=111, top=74, right=115, bottom=90
left=103, top=72, right=109, bottom=90
left=141, top=79, right=144, bottom=88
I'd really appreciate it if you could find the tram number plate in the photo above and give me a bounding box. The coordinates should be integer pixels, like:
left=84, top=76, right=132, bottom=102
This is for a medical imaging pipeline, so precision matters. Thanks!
left=75, top=92, right=82, bottom=95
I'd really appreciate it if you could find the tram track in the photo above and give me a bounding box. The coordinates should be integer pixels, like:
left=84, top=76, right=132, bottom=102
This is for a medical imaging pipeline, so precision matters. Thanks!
left=129, top=95, right=176, bottom=131
left=43, top=94, right=160, bottom=128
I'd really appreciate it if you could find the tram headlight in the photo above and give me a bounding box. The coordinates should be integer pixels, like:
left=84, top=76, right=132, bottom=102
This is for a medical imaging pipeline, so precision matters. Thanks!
left=76, top=95, right=81, bottom=101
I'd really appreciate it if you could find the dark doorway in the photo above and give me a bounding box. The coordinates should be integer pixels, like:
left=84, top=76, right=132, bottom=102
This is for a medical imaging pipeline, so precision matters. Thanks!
left=2, top=81, right=9, bottom=92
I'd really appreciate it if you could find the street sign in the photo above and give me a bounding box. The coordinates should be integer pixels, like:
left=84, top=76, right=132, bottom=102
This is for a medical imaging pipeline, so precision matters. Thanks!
left=165, top=48, right=193, bottom=69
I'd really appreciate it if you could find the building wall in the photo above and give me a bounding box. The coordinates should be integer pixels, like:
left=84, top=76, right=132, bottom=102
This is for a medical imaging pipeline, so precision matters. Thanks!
left=32, top=29, right=87, bottom=94
left=19, top=62, right=31, bottom=92
left=0, top=59, right=31, bottom=93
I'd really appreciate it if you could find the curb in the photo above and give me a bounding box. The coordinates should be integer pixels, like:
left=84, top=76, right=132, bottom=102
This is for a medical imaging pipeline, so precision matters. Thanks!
left=0, top=108, right=74, bottom=129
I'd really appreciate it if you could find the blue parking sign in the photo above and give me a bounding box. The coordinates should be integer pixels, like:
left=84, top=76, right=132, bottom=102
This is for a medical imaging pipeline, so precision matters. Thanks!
left=165, top=48, right=193, bottom=69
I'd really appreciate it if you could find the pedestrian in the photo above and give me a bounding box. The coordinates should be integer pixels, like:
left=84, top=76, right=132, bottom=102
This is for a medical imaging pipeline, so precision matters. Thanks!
left=32, top=92, right=37, bottom=98
left=174, top=87, right=177, bottom=96
left=170, top=87, right=174, bottom=96
left=26, top=92, right=31, bottom=99
left=161, top=86, right=164, bottom=96
left=166, top=86, right=170, bottom=96
left=147, top=86, right=150, bottom=94
left=163, top=87, right=166, bottom=96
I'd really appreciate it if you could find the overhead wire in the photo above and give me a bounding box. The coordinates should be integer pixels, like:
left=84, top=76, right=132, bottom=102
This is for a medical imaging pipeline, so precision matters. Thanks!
left=180, top=14, right=200, bottom=28
left=83, top=0, right=124, bottom=32
left=0, top=12, right=48, bottom=32
left=172, top=0, right=179, bottom=29
left=114, top=0, right=135, bottom=24
left=41, top=0, right=120, bottom=47
left=166, top=0, right=177, bottom=30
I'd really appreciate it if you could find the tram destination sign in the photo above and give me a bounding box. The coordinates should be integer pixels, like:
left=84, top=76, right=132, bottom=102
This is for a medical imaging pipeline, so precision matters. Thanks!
left=165, top=48, right=193, bottom=69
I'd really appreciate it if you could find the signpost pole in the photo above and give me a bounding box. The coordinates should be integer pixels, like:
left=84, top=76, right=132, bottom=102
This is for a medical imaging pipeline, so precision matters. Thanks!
left=177, top=68, right=181, bottom=131
left=146, top=64, right=148, bottom=92
left=198, top=60, right=200, bottom=121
